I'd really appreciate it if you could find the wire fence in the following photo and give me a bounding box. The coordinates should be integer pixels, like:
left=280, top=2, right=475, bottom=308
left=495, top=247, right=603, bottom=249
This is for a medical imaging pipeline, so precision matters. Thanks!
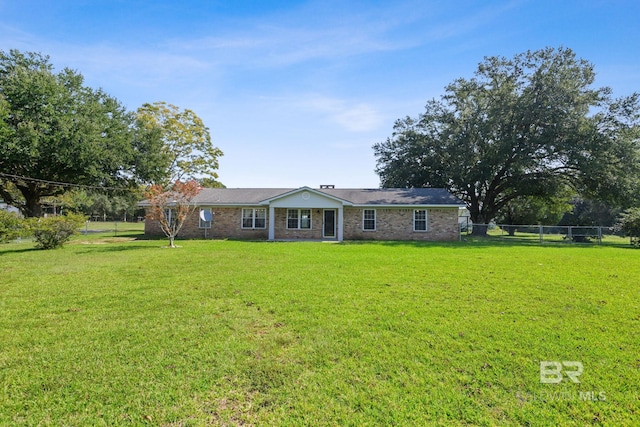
left=81, top=221, right=631, bottom=244
left=79, top=220, right=145, bottom=237
left=460, top=224, right=631, bottom=246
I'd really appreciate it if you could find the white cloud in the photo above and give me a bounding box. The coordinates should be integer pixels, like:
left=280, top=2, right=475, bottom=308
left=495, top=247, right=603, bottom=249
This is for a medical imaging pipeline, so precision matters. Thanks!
left=300, top=95, right=384, bottom=133
left=167, top=27, right=398, bottom=69
left=55, top=44, right=209, bottom=85
left=157, top=0, right=523, bottom=73
left=162, top=1, right=422, bottom=69
left=0, top=23, right=35, bottom=49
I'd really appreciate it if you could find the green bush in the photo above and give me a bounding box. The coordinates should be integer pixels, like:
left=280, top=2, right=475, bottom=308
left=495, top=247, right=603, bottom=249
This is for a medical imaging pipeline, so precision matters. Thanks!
left=614, top=208, right=640, bottom=247
left=0, top=210, right=25, bottom=243
left=29, top=213, right=86, bottom=249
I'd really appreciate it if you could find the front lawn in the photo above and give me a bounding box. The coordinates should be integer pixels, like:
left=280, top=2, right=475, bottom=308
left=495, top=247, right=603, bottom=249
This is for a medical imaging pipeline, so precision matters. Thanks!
left=1, top=239, right=638, bottom=425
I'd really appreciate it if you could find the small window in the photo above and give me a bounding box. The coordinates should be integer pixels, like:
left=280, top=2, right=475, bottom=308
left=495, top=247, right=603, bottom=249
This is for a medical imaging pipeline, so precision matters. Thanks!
left=242, top=209, right=253, bottom=228
left=363, top=209, right=376, bottom=231
left=199, top=208, right=212, bottom=229
left=414, top=209, right=427, bottom=231
left=254, top=209, right=266, bottom=228
left=242, top=208, right=267, bottom=229
left=164, top=208, right=176, bottom=227
left=287, top=209, right=312, bottom=229
left=300, top=209, right=311, bottom=229
left=287, top=209, right=299, bottom=229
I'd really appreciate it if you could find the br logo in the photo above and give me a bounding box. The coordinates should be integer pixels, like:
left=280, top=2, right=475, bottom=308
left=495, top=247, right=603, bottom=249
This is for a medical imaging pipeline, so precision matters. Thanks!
left=540, top=361, right=583, bottom=384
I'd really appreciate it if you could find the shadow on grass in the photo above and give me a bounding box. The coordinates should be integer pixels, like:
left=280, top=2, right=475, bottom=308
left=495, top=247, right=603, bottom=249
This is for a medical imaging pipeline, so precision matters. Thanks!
left=73, top=244, right=158, bottom=254
left=0, top=246, right=41, bottom=256
left=468, top=236, right=634, bottom=249
left=343, top=236, right=633, bottom=250
left=0, top=241, right=155, bottom=256
left=5, top=236, right=632, bottom=255
left=78, top=231, right=146, bottom=239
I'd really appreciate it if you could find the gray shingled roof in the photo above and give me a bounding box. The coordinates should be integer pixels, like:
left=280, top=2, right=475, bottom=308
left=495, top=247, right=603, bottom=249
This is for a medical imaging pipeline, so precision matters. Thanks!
left=185, top=187, right=464, bottom=206
left=192, top=188, right=291, bottom=205
left=320, top=188, right=463, bottom=205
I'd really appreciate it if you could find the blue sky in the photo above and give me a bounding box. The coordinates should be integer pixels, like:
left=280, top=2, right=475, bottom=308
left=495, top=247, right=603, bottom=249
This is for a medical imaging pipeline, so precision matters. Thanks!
left=1, top=0, right=638, bottom=188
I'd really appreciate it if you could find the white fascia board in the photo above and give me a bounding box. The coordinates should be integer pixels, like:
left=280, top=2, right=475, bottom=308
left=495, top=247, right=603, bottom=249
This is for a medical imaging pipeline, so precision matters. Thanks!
left=138, top=201, right=199, bottom=207
left=259, top=186, right=353, bottom=206
left=198, top=206, right=264, bottom=208
left=350, top=204, right=465, bottom=209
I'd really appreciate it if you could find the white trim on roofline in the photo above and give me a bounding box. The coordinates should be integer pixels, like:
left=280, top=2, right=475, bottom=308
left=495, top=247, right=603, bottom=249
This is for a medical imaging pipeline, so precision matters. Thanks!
left=258, top=186, right=353, bottom=206
left=147, top=203, right=465, bottom=208
left=141, top=202, right=465, bottom=209
left=194, top=203, right=265, bottom=207
left=349, top=204, right=465, bottom=208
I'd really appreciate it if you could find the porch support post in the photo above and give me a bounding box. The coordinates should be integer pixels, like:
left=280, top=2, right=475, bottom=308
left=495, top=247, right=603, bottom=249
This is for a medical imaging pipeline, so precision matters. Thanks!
left=268, top=206, right=275, bottom=240
left=337, top=206, right=344, bottom=241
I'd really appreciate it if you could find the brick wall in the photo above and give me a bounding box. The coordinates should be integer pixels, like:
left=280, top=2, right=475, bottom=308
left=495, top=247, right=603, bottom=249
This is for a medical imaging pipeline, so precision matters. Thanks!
left=343, top=207, right=459, bottom=241
left=273, top=208, right=324, bottom=240
left=144, top=206, right=460, bottom=241
left=144, top=207, right=268, bottom=240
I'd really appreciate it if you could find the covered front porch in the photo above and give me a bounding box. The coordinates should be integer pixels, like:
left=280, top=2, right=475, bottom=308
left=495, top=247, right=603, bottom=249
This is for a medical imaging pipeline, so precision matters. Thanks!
left=262, top=187, right=349, bottom=241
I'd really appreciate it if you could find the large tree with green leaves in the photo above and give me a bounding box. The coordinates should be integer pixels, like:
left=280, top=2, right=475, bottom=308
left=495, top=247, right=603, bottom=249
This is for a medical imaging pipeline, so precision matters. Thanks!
left=374, top=47, right=640, bottom=235
left=136, top=102, right=223, bottom=186
left=0, top=50, right=147, bottom=217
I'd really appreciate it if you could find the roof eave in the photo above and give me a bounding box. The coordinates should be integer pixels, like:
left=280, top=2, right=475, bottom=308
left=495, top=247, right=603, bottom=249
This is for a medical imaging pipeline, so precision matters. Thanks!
left=259, top=186, right=353, bottom=205
left=351, top=204, right=466, bottom=208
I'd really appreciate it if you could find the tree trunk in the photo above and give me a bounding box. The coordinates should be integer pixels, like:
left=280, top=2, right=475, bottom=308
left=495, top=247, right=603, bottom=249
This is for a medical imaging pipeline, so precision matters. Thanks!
left=469, top=198, right=495, bottom=237
left=23, top=192, right=43, bottom=218
left=471, top=223, right=489, bottom=236
left=10, top=183, right=47, bottom=217
left=169, top=235, right=176, bottom=248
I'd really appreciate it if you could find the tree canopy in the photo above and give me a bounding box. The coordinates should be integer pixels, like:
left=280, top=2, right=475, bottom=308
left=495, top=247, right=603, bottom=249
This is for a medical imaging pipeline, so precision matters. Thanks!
left=0, top=50, right=222, bottom=217
left=374, top=47, right=640, bottom=235
left=136, top=102, right=223, bottom=186
left=0, top=50, right=143, bottom=216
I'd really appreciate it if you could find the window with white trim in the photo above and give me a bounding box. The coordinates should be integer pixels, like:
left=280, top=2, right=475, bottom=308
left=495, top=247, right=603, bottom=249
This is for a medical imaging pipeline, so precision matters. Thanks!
left=301, top=209, right=311, bottom=229
left=414, top=209, right=427, bottom=231
left=199, top=208, right=212, bottom=229
left=242, top=208, right=267, bottom=229
left=363, top=209, right=376, bottom=231
left=254, top=209, right=266, bottom=228
left=164, top=208, right=176, bottom=227
left=287, top=209, right=311, bottom=229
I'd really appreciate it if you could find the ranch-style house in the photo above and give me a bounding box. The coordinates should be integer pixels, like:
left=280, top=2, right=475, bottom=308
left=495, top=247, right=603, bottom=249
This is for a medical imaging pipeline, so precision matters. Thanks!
left=141, top=186, right=465, bottom=242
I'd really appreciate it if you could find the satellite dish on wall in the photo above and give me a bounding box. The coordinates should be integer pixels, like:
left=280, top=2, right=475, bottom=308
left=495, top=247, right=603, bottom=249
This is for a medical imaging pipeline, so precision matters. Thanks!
left=200, top=210, right=213, bottom=222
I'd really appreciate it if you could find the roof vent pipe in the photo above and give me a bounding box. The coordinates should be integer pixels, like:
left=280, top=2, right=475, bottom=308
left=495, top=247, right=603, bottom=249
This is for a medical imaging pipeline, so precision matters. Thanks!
left=320, top=185, right=335, bottom=189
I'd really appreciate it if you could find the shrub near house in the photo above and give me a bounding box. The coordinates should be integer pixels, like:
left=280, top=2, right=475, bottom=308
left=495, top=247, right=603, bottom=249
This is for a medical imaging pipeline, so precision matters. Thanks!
left=615, top=208, right=640, bottom=247
left=0, top=210, right=24, bottom=243
left=0, top=211, right=85, bottom=249
left=30, top=213, right=86, bottom=249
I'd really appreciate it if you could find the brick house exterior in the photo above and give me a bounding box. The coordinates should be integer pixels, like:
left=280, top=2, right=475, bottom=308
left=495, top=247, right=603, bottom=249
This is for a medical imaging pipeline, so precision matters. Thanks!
left=141, top=187, right=465, bottom=242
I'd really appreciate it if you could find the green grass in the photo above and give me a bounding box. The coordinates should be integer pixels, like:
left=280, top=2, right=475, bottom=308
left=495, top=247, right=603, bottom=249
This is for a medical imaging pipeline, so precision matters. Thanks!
left=1, top=237, right=639, bottom=425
